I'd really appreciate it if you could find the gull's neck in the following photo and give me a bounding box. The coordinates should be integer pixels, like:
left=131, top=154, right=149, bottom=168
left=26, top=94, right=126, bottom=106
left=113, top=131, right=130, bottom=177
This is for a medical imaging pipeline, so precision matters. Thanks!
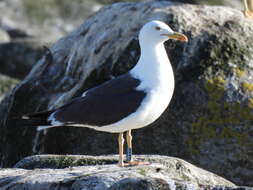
left=130, top=41, right=174, bottom=90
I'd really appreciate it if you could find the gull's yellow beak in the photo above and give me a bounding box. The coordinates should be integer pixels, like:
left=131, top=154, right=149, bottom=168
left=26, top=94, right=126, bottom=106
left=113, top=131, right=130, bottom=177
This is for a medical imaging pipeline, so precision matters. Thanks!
left=161, top=32, right=188, bottom=42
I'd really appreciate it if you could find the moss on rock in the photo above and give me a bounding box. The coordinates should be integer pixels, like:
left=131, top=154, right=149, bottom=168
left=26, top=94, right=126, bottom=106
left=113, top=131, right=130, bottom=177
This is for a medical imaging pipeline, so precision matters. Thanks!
left=234, top=68, right=246, bottom=78
left=188, top=77, right=253, bottom=157
left=0, top=75, right=19, bottom=101
left=242, top=82, right=253, bottom=92
left=14, top=155, right=118, bottom=169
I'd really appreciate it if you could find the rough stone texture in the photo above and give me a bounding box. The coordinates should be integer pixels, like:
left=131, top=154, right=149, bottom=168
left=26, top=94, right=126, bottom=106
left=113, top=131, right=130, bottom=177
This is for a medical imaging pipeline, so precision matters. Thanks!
left=0, top=155, right=240, bottom=190
left=0, top=29, right=10, bottom=43
left=0, top=1, right=253, bottom=187
left=0, top=0, right=102, bottom=43
left=0, top=0, right=245, bottom=44
left=0, top=74, right=19, bottom=102
left=0, top=39, right=45, bottom=79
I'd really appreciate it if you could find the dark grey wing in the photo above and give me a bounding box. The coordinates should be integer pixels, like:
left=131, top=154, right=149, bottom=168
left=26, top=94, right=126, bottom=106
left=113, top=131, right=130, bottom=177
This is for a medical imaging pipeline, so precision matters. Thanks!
left=52, top=73, right=146, bottom=126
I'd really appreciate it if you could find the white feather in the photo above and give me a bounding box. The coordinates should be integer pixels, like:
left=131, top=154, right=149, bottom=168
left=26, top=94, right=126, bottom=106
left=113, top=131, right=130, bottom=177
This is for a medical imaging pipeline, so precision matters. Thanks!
left=37, top=125, right=58, bottom=131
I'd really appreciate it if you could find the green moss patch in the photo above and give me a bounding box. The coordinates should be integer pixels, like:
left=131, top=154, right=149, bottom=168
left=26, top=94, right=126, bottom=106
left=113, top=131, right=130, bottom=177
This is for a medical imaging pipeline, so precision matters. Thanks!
left=0, top=76, right=19, bottom=99
left=188, top=77, right=253, bottom=155
left=17, top=155, right=118, bottom=169
left=242, top=82, right=253, bottom=92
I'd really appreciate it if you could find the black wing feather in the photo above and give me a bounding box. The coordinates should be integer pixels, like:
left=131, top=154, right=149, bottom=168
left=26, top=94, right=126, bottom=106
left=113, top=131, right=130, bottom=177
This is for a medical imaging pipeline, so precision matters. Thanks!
left=53, top=73, right=146, bottom=126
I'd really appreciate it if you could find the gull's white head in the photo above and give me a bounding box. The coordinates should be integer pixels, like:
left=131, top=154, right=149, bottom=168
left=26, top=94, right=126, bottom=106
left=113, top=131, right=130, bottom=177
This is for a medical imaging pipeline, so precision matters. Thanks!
left=139, top=20, right=188, bottom=45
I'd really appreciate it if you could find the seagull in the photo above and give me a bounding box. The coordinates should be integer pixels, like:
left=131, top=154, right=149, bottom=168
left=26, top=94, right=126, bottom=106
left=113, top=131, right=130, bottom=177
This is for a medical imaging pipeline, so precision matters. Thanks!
left=23, top=20, right=188, bottom=167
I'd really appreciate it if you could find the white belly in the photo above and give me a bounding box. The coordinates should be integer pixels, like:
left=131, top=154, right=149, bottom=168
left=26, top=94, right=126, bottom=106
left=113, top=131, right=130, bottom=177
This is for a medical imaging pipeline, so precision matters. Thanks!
left=94, top=86, right=173, bottom=133
left=88, top=47, right=175, bottom=133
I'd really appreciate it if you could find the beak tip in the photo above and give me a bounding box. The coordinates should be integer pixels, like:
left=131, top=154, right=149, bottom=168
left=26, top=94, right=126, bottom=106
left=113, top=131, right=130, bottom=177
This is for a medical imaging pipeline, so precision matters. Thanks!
left=170, top=32, right=188, bottom=42
left=179, top=35, right=188, bottom=42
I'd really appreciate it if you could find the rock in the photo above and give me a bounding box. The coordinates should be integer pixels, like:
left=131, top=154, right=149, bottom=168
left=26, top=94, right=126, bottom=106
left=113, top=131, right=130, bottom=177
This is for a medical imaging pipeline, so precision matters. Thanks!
left=0, top=0, right=102, bottom=43
left=0, top=39, right=45, bottom=79
left=4, top=28, right=31, bottom=39
left=0, top=74, right=19, bottom=102
left=0, top=29, right=10, bottom=43
left=0, top=0, right=245, bottom=44
left=194, top=0, right=243, bottom=8
left=0, top=1, right=253, bottom=187
left=0, top=155, right=240, bottom=190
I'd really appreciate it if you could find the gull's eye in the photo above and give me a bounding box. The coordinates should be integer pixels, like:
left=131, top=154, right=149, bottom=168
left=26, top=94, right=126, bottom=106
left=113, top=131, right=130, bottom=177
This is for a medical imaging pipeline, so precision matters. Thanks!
left=155, top=26, right=161, bottom=31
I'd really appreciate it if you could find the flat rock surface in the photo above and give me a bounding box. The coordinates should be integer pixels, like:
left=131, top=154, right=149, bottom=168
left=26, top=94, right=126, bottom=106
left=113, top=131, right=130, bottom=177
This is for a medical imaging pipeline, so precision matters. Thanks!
left=0, top=155, right=238, bottom=190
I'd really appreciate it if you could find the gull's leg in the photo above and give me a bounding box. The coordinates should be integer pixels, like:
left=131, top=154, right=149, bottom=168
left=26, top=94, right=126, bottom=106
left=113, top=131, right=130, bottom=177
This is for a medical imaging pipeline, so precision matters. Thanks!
left=125, top=130, right=150, bottom=166
left=244, top=0, right=253, bottom=19
left=126, top=130, right=133, bottom=162
left=118, top=132, right=124, bottom=167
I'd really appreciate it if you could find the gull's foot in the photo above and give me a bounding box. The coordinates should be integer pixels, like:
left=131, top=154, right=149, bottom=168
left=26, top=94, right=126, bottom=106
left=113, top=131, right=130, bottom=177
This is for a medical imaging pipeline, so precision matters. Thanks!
left=125, top=160, right=150, bottom=166
left=118, top=160, right=150, bottom=167
left=118, top=161, right=125, bottom=167
left=244, top=10, right=253, bottom=19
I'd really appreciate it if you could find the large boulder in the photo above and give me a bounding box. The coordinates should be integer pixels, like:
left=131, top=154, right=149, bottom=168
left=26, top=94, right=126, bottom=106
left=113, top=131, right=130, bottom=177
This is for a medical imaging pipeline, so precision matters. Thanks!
left=0, top=1, right=253, bottom=186
left=0, top=155, right=239, bottom=190
left=0, top=0, right=102, bottom=43
left=0, top=39, right=45, bottom=79
left=0, top=74, right=19, bottom=102
left=0, top=29, right=10, bottom=43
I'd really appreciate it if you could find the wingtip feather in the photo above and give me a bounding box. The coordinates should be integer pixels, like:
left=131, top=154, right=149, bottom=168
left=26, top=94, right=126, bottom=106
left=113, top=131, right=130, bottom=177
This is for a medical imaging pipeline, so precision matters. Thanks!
left=22, top=115, right=30, bottom=119
left=37, top=125, right=56, bottom=131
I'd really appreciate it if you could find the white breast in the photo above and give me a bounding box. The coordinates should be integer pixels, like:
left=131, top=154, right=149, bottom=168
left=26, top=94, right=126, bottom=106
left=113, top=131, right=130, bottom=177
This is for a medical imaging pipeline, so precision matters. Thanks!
left=94, top=42, right=175, bottom=133
left=77, top=32, right=176, bottom=133
left=95, top=74, right=174, bottom=133
left=129, top=60, right=175, bottom=129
